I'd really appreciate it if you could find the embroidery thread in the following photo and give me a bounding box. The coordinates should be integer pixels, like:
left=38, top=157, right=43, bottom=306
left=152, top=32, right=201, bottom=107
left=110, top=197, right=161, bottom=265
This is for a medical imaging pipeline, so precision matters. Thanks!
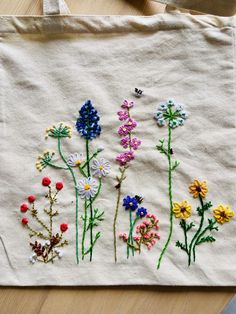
left=175, top=179, right=234, bottom=266
left=113, top=100, right=142, bottom=262
left=19, top=177, right=69, bottom=264
left=155, top=99, right=188, bottom=269
left=119, top=195, right=160, bottom=257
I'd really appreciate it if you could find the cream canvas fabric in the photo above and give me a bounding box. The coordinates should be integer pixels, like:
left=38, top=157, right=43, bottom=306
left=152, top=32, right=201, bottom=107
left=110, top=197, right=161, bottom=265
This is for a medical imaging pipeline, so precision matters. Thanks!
left=0, top=0, right=236, bottom=286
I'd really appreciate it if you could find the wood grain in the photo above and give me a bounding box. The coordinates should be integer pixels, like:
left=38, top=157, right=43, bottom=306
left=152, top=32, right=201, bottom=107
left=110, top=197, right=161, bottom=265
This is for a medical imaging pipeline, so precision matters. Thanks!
left=0, top=1, right=234, bottom=313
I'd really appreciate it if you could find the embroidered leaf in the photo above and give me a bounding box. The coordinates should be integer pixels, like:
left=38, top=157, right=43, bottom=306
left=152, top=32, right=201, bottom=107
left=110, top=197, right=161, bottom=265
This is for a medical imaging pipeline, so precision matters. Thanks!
left=186, top=222, right=195, bottom=232
left=171, top=160, right=180, bottom=171
left=84, top=232, right=101, bottom=255
left=176, top=240, right=187, bottom=252
left=197, top=235, right=216, bottom=245
left=196, top=201, right=213, bottom=216
left=156, top=138, right=168, bottom=156
left=86, top=208, right=104, bottom=231
left=208, top=219, right=219, bottom=231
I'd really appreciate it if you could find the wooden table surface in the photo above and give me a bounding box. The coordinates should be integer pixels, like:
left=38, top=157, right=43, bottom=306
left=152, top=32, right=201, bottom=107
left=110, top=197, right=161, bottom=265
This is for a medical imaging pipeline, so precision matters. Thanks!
left=0, top=1, right=234, bottom=313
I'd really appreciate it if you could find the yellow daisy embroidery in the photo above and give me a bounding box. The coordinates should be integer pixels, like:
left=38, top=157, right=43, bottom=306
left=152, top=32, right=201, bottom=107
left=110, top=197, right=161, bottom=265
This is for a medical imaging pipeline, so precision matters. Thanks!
left=173, top=200, right=192, bottom=220
left=213, top=205, right=234, bottom=224
left=189, top=179, right=208, bottom=198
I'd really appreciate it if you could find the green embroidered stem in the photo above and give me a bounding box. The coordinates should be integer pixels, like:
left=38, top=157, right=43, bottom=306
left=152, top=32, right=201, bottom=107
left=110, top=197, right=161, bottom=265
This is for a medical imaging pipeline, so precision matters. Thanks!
left=81, top=150, right=101, bottom=170
left=85, top=178, right=102, bottom=210
left=82, top=199, right=88, bottom=260
left=78, top=166, right=88, bottom=178
left=193, top=220, right=217, bottom=249
left=182, top=220, right=189, bottom=255
left=86, top=138, right=94, bottom=262
left=127, top=216, right=138, bottom=258
left=46, top=162, right=69, bottom=170
left=157, top=125, right=173, bottom=269
left=113, top=166, right=127, bottom=263
left=57, top=136, right=79, bottom=264
left=127, top=209, right=133, bottom=258
left=188, top=196, right=204, bottom=266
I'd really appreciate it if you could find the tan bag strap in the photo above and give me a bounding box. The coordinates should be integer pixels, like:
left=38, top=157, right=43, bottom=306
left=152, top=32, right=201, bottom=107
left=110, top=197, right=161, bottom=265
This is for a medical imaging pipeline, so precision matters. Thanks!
left=152, top=0, right=236, bottom=16
left=43, top=0, right=71, bottom=15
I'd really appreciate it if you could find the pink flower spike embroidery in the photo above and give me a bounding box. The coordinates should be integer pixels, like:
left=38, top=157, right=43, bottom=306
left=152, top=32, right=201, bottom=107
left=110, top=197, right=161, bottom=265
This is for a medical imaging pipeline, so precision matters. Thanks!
left=120, top=137, right=130, bottom=149
left=124, top=151, right=134, bottom=162
left=121, top=100, right=134, bottom=109
left=130, top=137, right=141, bottom=150
left=125, top=118, right=137, bottom=130
left=117, top=111, right=129, bottom=121
left=116, top=153, right=128, bottom=166
left=118, top=125, right=130, bottom=136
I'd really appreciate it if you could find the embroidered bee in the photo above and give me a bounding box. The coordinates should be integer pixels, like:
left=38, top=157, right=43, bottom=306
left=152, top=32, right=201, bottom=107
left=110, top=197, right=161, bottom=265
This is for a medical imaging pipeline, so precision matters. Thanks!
left=135, top=195, right=144, bottom=204
left=134, top=88, right=143, bottom=97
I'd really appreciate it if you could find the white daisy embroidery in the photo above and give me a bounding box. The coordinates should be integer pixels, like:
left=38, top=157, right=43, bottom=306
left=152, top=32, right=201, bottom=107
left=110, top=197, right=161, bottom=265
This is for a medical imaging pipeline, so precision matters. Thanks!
left=91, top=158, right=111, bottom=178
left=77, top=177, right=98, bottom=199
left=67, top=153, right=84, bottom=167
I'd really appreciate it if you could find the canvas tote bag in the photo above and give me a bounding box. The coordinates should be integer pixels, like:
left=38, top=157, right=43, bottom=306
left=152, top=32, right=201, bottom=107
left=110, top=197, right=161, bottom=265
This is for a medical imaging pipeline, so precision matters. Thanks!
left=0, top=0, right=236, bottom=286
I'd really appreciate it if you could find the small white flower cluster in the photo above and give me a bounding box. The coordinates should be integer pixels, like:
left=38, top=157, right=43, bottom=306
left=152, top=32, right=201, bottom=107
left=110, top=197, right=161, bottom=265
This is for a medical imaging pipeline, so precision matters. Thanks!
left=155, top=98, right=188, bottom=129
left=29, top=253, right=37, bottom=264
left=55, top=248, right=63, bottom=259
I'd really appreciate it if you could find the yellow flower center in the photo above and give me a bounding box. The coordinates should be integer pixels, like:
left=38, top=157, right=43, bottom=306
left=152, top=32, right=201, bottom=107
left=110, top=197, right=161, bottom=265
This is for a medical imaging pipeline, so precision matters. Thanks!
left=75, top=160, right=82, bottom=166
left=129, top=202, right=133, bottom=206
left=99, top=166, right=104, bottom=170
left=84, top=184, right=91, bottom=190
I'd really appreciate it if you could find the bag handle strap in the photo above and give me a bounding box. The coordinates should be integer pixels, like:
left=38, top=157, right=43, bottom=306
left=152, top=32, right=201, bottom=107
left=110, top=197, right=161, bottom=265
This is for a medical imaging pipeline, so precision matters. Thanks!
left=43, top=0, right=71, bottom=15
left=43, top=0, right=236, bottom=16
left=152, top=0, right=236, bottom=16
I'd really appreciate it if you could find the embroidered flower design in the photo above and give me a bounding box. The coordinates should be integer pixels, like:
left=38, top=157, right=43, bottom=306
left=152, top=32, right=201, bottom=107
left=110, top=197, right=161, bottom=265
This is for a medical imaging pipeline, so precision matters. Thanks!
left=155, top=98, right=188, bottom=129
left=175, top=180, right=234, bottom=266
left=91, top=158, right=110, bottom=178
left=136, top=207, right=148, bottom=218
left=77, top=177, right=99, bottom=199
left=76, top=100, right=101, bottom=140
left=130, top=138, right=141, bottom=150
left=117, top=111, right=129, bottom=121
left=119, top=197, right=160, bottom=257
left=173, top=201, right=192, bottom=220
left=36, top=150, right=55, bottom=172
left=189, top=180, right=208, bottom=199
left=155, top=98, right=188, bottom=269
left=116, top=99, right=141, bottom=167
left=213, top=205, right=234, bottom=224
left=113, top=99, right=142, bottom=263
left=45, top=122, right=72, bottom=139
left=123, top=196, right=139, bottom=211
left=67, top=153, right=84, bottom=167
left=19, top=178, right=69, bottom=264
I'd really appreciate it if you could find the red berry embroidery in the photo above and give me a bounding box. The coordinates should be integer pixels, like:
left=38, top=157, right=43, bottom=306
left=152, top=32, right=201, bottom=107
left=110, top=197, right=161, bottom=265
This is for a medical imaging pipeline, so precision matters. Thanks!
left=56, top=182, right=63, bottom=190
left=21, top=217, right=29, bottom=225
left=42, top=177, right=51, bottom=186
left=20, top=203, right=29, bottom=213
left=60, top=223, right=68, bottom=232
left=28, top=195, right=36, bottom=203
